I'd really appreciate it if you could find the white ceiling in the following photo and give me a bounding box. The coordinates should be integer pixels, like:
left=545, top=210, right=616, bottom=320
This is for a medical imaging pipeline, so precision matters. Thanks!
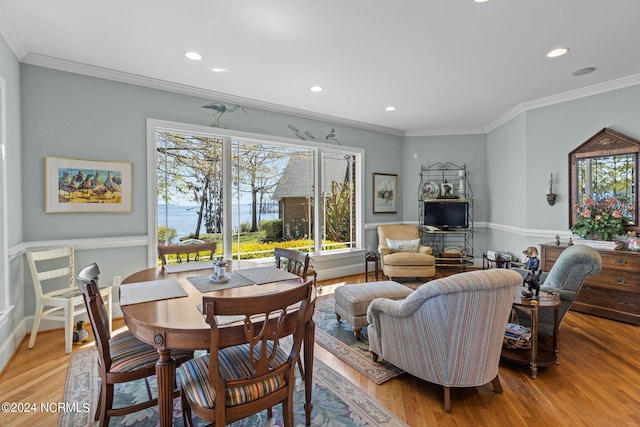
left=1, top=0, right=640, bottom=136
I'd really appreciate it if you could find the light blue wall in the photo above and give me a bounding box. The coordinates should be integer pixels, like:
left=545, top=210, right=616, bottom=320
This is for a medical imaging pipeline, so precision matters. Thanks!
left=485, top=114, right=529, bottom=256
left=486, top=85, right=640, bottom=259
left=403, top=134, right=487, bottom=223
left=526, top=86, right=640, bottom=231
left=487, top=114, right=527, bottom=228
left=403, top=134, right=488, bottom=253
left=21, top=65, right=405, bottom=244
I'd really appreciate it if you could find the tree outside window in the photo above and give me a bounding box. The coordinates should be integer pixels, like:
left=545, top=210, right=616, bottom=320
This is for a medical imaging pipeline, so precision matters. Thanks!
left=155, top=125, right=361, bottom=263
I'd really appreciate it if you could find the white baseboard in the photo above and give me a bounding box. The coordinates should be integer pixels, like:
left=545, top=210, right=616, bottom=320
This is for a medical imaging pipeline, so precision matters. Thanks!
left=316, top=263, right=365, bottom=281
left=0, top=313, right=26, bottom=373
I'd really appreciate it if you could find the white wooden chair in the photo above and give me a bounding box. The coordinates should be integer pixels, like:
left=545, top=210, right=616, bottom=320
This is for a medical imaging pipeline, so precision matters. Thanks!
left=26, top=246, right=112, bottom=353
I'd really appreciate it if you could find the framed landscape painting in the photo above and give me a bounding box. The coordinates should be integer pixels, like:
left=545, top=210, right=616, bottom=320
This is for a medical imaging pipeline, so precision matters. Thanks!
left=373, top=172, right=397, bottom=213
left=45, top=156, right=132, bottom=213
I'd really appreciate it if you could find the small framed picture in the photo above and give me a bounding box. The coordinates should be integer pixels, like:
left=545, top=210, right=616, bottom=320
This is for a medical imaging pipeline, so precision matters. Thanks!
left=440, top=181, right=454, bottom=198
left=45, top=156, right=133, bottom=213
left=373, top=172, right=398, bottom=213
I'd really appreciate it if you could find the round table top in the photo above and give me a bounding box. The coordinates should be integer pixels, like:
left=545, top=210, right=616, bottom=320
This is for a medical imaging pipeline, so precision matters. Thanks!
left=120, top=261, right=306, bottom=350
left=511, top=285, right=560, bottom=308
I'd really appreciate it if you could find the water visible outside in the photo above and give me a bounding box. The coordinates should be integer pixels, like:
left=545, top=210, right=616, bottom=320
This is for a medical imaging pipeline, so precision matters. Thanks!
left=158, top=204, right=278, bottom=239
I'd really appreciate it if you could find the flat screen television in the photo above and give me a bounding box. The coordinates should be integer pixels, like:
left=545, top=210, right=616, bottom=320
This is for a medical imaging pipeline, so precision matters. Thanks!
left=424, top=201, right=469, bottom=229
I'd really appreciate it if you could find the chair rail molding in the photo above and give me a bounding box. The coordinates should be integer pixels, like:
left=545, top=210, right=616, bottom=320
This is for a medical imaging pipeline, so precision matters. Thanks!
left=8, top=235, right=150, bottom=261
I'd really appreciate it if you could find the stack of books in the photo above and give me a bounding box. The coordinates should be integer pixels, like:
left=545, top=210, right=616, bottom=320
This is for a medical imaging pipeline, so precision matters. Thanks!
left=504, top=322, right=532, bottom=350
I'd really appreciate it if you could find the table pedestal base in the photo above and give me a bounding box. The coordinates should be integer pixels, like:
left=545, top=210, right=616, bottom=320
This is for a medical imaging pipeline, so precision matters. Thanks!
left=156, top=349, right=176, bottom=427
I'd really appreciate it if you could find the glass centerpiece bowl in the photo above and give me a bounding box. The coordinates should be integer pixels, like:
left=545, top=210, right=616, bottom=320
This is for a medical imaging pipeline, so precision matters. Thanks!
left=570, top=197, right=630, bottom=241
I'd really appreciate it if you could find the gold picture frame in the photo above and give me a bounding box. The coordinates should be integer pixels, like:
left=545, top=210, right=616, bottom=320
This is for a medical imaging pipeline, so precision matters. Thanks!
left=45, top=156, right=132, bottom=213
left=373, top=172, right=398, bottom=213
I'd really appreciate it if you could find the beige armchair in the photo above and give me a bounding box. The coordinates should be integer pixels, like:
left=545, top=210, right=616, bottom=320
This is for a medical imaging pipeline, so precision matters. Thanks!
left=367, top=269, right=521, bottom=412
left=377, top=224, right=436, bottom=280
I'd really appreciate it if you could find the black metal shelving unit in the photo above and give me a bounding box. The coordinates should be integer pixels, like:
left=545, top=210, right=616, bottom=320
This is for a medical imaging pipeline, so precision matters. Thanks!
left=418, top=162, right=474, bottom=266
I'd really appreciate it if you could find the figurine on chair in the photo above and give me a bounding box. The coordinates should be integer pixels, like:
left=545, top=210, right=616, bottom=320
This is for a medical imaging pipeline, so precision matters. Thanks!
left=521, top=271, right=541, bottom=299
left=522, top=246, right=540, bottom=273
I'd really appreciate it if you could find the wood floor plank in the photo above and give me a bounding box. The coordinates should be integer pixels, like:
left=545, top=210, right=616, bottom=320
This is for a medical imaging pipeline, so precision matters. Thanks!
left=2, top=271, right=640, bottom=426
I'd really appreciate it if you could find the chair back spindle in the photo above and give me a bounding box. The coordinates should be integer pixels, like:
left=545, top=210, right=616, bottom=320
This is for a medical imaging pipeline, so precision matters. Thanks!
left=274, top=247, right=309, bottom=279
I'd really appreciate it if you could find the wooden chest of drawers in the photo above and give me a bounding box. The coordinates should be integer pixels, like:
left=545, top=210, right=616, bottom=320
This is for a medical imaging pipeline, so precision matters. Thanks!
left=540, top=243, right=640, bottom=325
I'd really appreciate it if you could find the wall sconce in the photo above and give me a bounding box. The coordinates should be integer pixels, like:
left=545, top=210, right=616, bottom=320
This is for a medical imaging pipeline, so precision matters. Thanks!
left=546, top=173, right=557, bottom=206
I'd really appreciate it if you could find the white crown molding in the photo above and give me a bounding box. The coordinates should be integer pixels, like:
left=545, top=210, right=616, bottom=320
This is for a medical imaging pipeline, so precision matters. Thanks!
left=0, top=5, right=27, bottom=59
left=485, top=73, right=640, bottom=133
left=20, top=53, right=405, bottom=137
left=403, top=127, right=487, bottom=138
left=400, top=74, right=640, bottom=137
left=4, top=19, right=639, bottom=140
left=406, top=74, right=640, bottom=137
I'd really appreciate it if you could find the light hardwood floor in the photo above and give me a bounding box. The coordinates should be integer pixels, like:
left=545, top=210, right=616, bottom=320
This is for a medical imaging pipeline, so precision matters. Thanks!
left=1, top=271, right=639, bottom=426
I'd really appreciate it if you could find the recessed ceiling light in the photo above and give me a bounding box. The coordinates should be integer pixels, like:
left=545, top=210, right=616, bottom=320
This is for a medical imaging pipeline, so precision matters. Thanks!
left=310, top=86, right=323, bottom=92
left=572, top=67, right=596, bottom=76
left=185, top=51, right=203, bottom=61
left=385, top=106, right=396, bottom=111
left=211, top=67, right=228, bottom=73
left=474, top=0, right=489, bottom=3
left=547, top=47, right=569, bottom=58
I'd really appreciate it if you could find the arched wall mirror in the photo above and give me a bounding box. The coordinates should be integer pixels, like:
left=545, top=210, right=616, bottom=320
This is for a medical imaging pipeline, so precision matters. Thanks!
left=569, top=128, right=639, bottom=234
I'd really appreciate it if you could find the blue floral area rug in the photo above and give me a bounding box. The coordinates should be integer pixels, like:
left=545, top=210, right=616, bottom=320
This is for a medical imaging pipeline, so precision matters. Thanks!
left=60, top=349, right=407, bottom=427
left=313, top=294, right=404, bottom=384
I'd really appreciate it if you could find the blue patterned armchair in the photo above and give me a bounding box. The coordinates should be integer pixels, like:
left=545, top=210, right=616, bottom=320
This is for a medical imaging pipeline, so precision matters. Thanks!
left=512, top=244, right=602, bottom=336
left=367, top=269, right=521, bottom=413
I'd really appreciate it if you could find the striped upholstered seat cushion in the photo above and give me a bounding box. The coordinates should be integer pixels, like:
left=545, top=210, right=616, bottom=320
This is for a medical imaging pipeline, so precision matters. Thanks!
left=179, top=342, right=288, bottom=408
left=109, top=331, right=191, bottom=373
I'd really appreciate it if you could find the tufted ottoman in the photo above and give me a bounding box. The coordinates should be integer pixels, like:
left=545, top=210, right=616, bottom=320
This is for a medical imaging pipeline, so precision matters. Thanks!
left=334, top=281, right=413, bottom=339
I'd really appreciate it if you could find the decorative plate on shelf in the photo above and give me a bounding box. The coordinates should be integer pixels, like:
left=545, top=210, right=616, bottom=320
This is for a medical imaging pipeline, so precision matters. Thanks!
left=443, top=246, right=464, bottom=255
left=422, top=181, right=440, bottom=199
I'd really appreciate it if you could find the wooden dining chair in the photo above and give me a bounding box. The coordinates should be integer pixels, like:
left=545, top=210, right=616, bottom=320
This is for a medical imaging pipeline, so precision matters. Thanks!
left=76, top=262, right=101, bottom=285
left=274, top=247, right=310, bottom=279
left=274, top=247, right=315, bottom=378
left=26, top=246, right=112, bottom=354
left=178, top=279, right=314, bottom=427
left=157, top=241, right=217, bottom=265
left=80, top=278, right=193, bottom=427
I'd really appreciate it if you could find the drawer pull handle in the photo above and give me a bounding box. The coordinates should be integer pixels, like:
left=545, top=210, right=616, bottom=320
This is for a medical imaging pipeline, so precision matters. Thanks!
left=615, top=278, right=627, bottom=285
left=616, top=299, right=627, bottom=305
left=615, top=258, right=627, bottom=265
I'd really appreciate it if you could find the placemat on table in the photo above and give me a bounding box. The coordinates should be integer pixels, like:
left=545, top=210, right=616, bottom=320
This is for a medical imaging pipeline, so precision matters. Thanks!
left=163, top=260, right=212, bottom=273
left=119, top=279, right=187, bottom=306
left=187, top=272, right=253, bottom=293
left=196, top=297, right=300, bottom=325
left=196, top=304, right=246, bottom=326
left=234, top=266, right=300, bottom=285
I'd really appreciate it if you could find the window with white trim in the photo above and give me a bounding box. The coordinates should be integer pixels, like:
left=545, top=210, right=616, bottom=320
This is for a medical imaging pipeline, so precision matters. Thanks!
left=149, top=120, right=363, bottom=263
